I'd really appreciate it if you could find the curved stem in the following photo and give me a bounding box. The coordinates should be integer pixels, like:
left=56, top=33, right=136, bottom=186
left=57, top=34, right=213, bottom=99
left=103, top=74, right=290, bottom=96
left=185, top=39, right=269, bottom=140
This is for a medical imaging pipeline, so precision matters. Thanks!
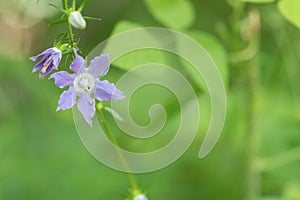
left=96, top=108, right=139, bottom=191
left=62, top=0, right=75, bottom=48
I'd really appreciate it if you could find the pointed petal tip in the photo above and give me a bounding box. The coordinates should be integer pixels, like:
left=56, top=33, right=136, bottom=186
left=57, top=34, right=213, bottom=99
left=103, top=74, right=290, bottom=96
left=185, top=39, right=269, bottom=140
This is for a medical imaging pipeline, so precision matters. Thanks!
left=77, top=93, right=96, bottom=126
left=94, top=80, right=125, bottom=101
left=73, top=48, right=79, bottom=54
left=120, top=93, right=126, bottom=99
left=113, top=91, right=126, bottom=100
left=56, top=106, right=70, bottom=111
left=87, top=120, right=93, bottom=127
left=30, top=56, right=36, bottom=62
left=49, top=73, right=55, bottom=79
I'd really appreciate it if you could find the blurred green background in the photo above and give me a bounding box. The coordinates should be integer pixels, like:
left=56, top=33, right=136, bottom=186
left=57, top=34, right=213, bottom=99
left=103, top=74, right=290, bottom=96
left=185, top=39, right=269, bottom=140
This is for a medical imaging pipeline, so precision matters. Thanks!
left=0, top=0, right=300, bottom=199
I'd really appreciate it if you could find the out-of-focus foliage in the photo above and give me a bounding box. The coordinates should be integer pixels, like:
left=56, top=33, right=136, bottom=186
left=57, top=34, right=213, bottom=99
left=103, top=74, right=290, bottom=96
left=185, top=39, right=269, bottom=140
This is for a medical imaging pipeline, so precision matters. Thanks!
left=243, top=0, right=300, bottom=29
left=143, top=0, right=195, bottom=30
left=277, top=0, right=300, bottom=29
left=0, top=0, right=300, bottom=200
left=242, top=0, right=275, bottom=3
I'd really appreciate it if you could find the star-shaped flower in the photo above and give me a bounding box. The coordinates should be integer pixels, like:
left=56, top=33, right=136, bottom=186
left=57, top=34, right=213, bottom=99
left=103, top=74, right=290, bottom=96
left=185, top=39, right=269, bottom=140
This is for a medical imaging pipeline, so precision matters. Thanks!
left=50, top=49, right=125, bottom=125
left=30, top=47, right=62, bottom=77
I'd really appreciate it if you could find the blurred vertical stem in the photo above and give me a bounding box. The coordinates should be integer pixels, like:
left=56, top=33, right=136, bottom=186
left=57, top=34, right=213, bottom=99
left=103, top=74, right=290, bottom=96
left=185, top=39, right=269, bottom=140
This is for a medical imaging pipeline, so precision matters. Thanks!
left=62, top=0, right=75, bottom=48
left=245, top=32, right=260, bottom=200
left=243, top=10, right=261, bottom=200
left=96, top=106, right=139, bottom=191
left=226, top=2, right=261, bottom=199
left=234, top=10, right=261, bottom=200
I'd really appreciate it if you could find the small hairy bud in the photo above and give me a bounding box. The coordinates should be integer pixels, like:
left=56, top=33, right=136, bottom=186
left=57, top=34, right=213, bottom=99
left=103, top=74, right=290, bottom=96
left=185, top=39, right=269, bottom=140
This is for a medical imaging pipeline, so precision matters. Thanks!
left=69, top=11, right=86, bottom=29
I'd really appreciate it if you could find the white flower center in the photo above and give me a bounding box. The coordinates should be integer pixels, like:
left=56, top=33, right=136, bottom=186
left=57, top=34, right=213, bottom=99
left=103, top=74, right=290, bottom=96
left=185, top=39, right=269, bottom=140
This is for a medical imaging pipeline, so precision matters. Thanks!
left=74, top=73, right=96, bottom=93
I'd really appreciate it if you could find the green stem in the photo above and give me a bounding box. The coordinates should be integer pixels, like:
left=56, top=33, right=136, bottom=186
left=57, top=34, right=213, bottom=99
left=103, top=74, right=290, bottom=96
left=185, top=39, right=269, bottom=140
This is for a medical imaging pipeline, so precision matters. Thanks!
left=78, top=0, right=89, bottom=12
left=72, top=0, right=76, bottom=10
left=245, top=47, right=260, bottom=200
left=244, top=17, right=261, bottom=200
left=62, top=0, right=75, bottom=48
left=228, top=5, right=261, bottom=199
left=96, top=108, right=139, bottom=191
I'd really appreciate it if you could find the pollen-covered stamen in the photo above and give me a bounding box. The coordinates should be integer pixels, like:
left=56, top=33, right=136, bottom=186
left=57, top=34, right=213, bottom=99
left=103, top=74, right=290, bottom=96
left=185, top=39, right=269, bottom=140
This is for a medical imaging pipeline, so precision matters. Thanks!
left=74, top=73, right=96, bottom=93
left=41, top=57, right=53, bottom=74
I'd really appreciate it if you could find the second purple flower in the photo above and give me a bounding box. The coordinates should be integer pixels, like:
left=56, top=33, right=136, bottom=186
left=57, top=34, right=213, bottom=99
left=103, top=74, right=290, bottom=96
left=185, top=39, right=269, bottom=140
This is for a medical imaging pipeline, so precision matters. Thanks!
left=50, top=49, right=125, bottom=125
left=31, top=47, right=62, bottom=77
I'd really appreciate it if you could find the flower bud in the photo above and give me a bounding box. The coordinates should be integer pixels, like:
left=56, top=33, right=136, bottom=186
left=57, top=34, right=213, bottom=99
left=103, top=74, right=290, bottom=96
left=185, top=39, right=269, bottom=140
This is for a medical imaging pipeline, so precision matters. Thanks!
left=133, top=194, right=149, bottom=200
left=69, top=11, right=86, bottom=29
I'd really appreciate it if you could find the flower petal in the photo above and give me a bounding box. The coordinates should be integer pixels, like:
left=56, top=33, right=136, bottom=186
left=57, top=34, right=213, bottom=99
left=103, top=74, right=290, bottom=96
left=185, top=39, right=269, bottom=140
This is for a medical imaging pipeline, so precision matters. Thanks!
left=57, top=87, right=77, bottom=111
left=50, top=71, right=75, bottom=88
left=30, top=47, right=57, bottom=62
left=94, top=80, right=125, bottom=101
left=77, top=92, right=95, bottom=126
left=87, top=54, right=110, bottom=78
left=51, top=51, right=62, bottom=69
left=32, top=55, right=50, bottom=73
left=40, top=62, right=55, bottom=77
left=70, top=48, right=85, bottom=74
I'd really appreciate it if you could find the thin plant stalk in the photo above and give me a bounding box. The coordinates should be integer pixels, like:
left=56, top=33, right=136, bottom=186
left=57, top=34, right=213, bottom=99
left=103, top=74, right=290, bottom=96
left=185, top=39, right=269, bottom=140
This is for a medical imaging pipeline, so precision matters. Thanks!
left=62, top=0, right=75, bottom=48
left=96, top=108, right=139, bottom=191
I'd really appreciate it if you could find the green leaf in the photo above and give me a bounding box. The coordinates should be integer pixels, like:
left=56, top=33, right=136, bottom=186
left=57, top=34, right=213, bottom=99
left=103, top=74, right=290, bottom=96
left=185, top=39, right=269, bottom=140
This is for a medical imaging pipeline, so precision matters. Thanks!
left=110, top=21, right=167, bottom=71
left=283, top=183, right=300, bottom=200
left=241, top=0, right=275, bottom=3
left=143, top=0, right=195, bottom=30
left=111, top=20, right=143, bottom=35
left=182, top=31, right=229, bottom=90
left=110, top=21, right=228, bottom=90
left=278, top=0, right=300, bottom=29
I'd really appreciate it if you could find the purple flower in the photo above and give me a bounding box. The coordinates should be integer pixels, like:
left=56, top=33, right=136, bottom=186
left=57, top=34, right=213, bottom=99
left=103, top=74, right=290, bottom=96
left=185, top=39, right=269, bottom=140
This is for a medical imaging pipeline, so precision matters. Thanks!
left=50, top=49, right=125, bottom=126
left=30, top=47, right=62, bottom=77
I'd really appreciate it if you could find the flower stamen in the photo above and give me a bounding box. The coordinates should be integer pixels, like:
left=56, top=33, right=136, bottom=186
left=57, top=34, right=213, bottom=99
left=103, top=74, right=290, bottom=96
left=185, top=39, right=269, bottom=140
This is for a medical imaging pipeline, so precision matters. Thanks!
left=41, top=57, right=53, bottom=74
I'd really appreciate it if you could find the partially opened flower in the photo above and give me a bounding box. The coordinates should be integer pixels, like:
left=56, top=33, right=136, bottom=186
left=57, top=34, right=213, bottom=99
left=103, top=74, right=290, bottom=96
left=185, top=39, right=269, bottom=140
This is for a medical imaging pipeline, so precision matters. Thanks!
left=50, top=49, right=125, bottom=125
left=30, top=47, right=62, bottom=77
